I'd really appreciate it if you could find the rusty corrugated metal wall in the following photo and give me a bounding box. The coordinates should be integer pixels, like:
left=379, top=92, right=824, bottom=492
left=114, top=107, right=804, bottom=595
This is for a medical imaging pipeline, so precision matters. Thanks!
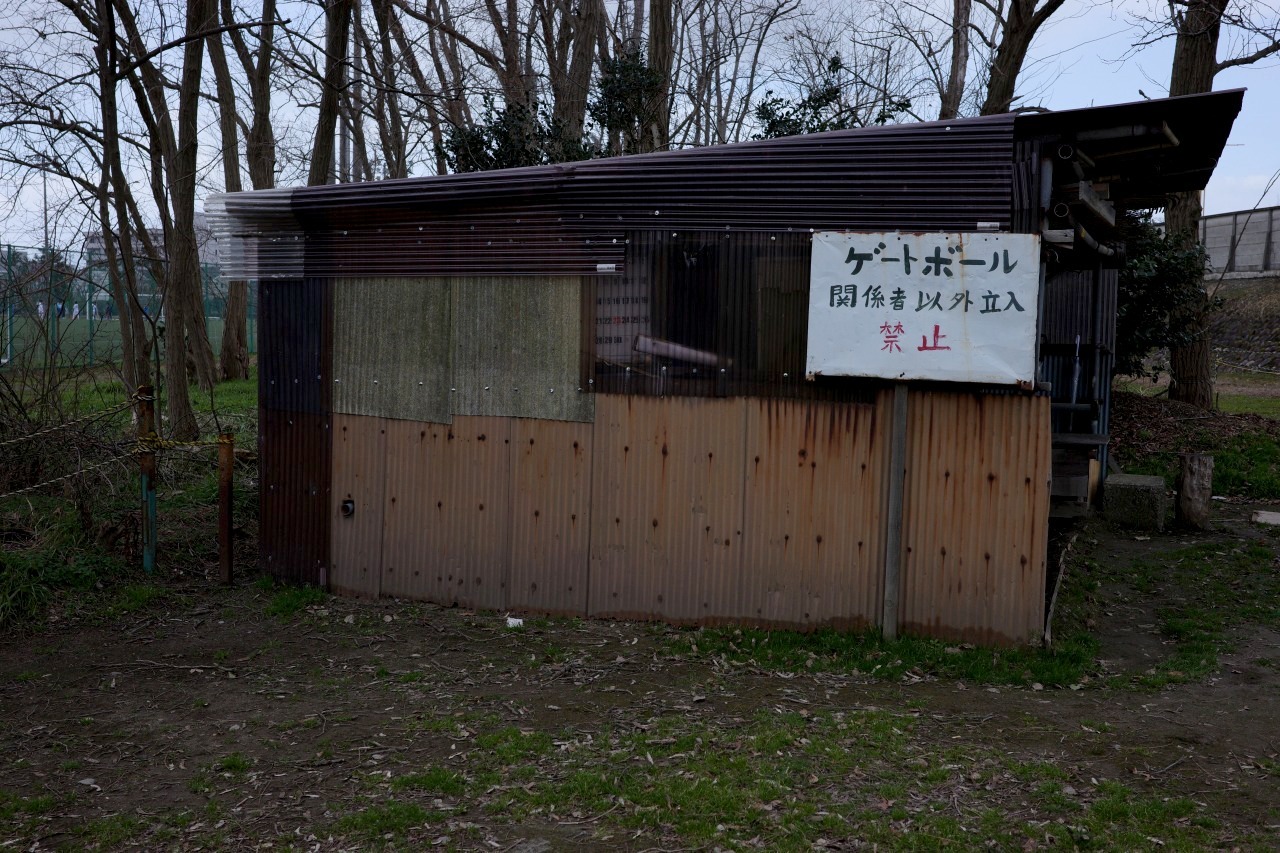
left=738, top=397, right=887, bottom=629
left=380, top=416, right=512, bottom=610
left=330, top=414, right=386, bottom=597
left=507, top=418, right=593, bottom=615
left=898, top=391, right=1051, bottom=644
left=259, top=409, right=331, bottom=585
left=324, top=390, right=1046, bottom=640
left=588, top=395, right=748, bottom=624
left=259, top=278, right=331, bottom=585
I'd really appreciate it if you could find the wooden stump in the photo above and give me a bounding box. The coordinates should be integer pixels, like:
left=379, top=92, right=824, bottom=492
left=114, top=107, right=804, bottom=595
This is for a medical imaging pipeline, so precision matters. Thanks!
left=1177, top=453, right=1214, bottom=529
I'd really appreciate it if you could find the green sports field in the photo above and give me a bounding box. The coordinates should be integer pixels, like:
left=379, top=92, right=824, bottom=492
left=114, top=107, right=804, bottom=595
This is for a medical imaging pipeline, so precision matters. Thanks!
left=0, top=315, right=256, bottom=369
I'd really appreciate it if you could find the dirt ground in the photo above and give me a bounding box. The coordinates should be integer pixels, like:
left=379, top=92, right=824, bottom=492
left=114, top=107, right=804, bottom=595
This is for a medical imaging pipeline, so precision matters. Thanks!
left=2, top=510, right=1279, bottom=851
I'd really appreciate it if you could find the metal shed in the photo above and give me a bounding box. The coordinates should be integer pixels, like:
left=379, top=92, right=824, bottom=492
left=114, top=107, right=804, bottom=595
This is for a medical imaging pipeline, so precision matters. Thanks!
left=210, top=90, right=1242, bottom=645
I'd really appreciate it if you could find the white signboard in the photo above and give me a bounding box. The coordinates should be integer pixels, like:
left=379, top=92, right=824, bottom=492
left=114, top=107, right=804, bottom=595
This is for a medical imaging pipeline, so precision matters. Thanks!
left=806, top=231, right=1040, bottom=385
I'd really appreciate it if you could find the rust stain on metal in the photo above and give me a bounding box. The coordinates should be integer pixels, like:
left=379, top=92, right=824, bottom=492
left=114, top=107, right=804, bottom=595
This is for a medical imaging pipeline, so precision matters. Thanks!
left=588, top=395, right=746, bottom=623
left=897, top=390, right=1050, bottom=645
left=330, top=414, right=387, bottom=598
left=507, top=418, right=593, bottom=616
left=381, top=416, right=512, bottom=610
left=739, top=397, right=886, bottom=630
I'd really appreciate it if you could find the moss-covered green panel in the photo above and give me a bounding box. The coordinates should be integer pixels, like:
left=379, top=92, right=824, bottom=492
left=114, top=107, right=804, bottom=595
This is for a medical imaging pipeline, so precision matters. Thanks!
left=332, top=277, right=452, bottom=423
left=451, top=276, right=594, bottom=422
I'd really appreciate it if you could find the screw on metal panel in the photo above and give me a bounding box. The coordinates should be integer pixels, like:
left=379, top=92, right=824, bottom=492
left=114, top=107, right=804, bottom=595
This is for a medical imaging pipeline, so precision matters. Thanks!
left=451, top=387, right=456, bottom=392
left=418, top=381, right=424, bottom=386
left=373, top=379, right=379, bottom=384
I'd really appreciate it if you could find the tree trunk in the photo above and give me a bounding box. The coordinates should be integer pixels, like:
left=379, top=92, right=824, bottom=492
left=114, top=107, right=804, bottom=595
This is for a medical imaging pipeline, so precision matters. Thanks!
left=980, top=0, right=1067, bottom=115
left=1165, top=0, right=1228, bottom=408
left=206, top=19, right=251, bottom=381
left=1177, top=453, right=1214, bottom=529
left=309, top=0, right=356, bottom=186
left=94, top=0, right=151, bottom=394
left=643, top=0, right=672, bottom=152
left=939, top=0, right=971, bottom=120
left=157, top=0, right=218, bottom=440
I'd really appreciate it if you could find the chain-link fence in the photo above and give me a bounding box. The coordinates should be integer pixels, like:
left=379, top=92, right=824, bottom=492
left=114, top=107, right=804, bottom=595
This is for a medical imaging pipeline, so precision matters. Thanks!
left=0, top=242, right=256, bottom=369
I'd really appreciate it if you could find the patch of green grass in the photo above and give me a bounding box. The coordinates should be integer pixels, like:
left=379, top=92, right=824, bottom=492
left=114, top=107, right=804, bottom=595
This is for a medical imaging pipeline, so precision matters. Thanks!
left=0, top=789, right=58, bottom=821
left=390, top=767, right=466, bottom=796
left=331, top=801, right=443, bottom=842
left=1216, top=393, right=1280, bottom=418
left=102, top=583, right=166, bottom=617
left=474, top=727, right=555, bottom=763
left=262, top=582, right=327, bottom=618
left=1122, top=430, right=1280, bottom=499
left=0, top=549, right=127, bottom=629
left=188, top=770, right=212, bottom=794
left=672, top=625, right=1098, bottom=687
left=80, top=813, right=144, bottom=846
left=1124, top=541, right=1280, bottom=686
left=216, top=752, right=251, bottom=775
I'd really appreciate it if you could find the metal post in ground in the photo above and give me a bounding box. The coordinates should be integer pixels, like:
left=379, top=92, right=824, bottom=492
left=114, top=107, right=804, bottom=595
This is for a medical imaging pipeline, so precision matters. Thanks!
left=218, top=432, right=234, bottom=585
left=137, top=385, right=157, bottom=573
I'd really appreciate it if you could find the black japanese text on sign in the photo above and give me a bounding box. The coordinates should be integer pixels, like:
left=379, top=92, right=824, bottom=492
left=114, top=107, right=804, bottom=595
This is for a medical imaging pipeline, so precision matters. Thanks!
left=806, top=232, right=1040, bottom=385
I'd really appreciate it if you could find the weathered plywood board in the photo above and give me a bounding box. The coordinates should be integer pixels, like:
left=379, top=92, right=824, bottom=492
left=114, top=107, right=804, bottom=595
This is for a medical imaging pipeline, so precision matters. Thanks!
left=332, top=277, right=452, bottom=423
left=451, top=276, right=594, bottom=422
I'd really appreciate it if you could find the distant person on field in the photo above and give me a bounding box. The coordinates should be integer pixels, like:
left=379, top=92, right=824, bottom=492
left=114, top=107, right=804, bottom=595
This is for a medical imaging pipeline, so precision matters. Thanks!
left=37, top=301, right=45, bottom=320
left=71, top=302, right=81, bottom=322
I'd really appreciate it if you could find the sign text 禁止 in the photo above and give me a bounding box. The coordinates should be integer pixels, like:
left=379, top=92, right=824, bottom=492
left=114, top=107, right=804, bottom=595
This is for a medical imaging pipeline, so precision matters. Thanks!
left=805, top=231, right=1040, bottom=384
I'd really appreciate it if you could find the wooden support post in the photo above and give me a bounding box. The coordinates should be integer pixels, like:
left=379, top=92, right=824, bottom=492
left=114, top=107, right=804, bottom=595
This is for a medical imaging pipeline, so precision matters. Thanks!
left=218, top=432, right=234, bottom=585
left=882, top=383, right=909, bottom=641
left=1177, top=453, right=1214, bottom=529
left=137, top=385, right=157, bottom=574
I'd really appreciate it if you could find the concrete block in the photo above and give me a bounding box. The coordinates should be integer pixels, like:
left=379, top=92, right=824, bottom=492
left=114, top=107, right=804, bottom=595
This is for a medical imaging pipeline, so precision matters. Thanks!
left=1104, top=474, right=1168, bottom=531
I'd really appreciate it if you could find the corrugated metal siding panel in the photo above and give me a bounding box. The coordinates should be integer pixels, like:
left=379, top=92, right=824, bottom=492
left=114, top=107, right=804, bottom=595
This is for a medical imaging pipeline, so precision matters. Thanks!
left=1041, top=270, right=1096, bottom=347
left=590, top=232, right=879, bottom=402
left=259, top=279, right=330, bottom=414
left=588, top=395, right=747, bottom=623
left=737, top=398, right=886, bottom=629
left=332, top=277, right=452, bottom=423
left=330, top=414, right=387, bottom=597
left=452, top=276, right=594, bottom=422
left=898, top=391, right=1050, bottom=645
left=381, top=417, right=512, bottom=609
left=507, top=419, right=593, bottom=615
left=259, top=409, right=331, bottom=584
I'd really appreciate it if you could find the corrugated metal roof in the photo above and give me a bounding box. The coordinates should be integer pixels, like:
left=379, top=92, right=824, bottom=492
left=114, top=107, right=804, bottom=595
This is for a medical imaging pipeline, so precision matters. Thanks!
left=211, top=114, right=1019, bottom=280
